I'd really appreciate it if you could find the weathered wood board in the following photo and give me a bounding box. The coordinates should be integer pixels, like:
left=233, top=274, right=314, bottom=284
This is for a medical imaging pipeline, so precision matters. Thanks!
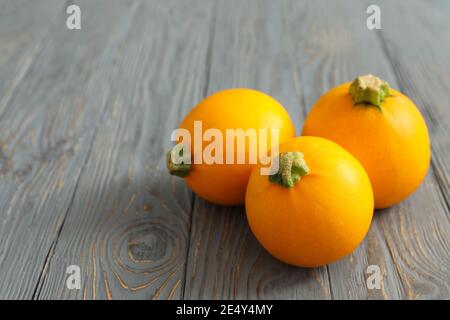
left=0, top=0, right=448, bottom=299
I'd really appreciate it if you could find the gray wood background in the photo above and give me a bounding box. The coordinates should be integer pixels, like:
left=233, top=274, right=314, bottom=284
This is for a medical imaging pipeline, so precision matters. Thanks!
left=0, top=0, right=448, bottom=300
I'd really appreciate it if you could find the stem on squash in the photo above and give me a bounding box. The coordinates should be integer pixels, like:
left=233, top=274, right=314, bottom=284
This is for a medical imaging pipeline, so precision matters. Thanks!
left=269, top=151, right=309, bottom=187
left=166, top=144, right=191, bottom=177
left=349, top=74, right=390, bottom=108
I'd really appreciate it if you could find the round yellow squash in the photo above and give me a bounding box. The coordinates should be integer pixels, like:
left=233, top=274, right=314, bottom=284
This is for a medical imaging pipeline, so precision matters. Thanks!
left=302, top=75, right=430, bottom=208
left=167, top=88, right=295, bottom=205
left=245, top=136, right=374, bottom=267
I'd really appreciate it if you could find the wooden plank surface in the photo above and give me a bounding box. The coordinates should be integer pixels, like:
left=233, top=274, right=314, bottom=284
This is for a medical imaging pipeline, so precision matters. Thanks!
left=182, top=0, right=450, bottom=299
left=370, top=0, right=450, bottom=299
left=0, top=0, right=140, bottom=298
left=35, top=0, right=213, bottom=299
left=0, top=0, right=448, bottom=299
left=183, top=0, right=332, bottom=300
left=282, top=0, right=407, bottom=300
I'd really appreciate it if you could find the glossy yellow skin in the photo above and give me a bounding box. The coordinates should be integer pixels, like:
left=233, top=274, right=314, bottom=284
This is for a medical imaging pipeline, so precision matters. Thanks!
left=180, top=88, right=295, bottom=205
left=245, top=136, right=374, bottom=267
left=302, top=83, right=430, bottom=209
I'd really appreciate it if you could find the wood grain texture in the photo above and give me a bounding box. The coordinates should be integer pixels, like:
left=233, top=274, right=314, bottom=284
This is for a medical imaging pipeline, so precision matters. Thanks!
left=35, top=0, right=213, bottom=299
left=183, top=0, right=450, bottom=299
left=369, top=0, right=450, bottom=299
left=183, top=0, right=332, bottom=300
left=0, top=0, right=448, bottom=300
left=282, top=0, right=450, bottom=299
left=0, top=0, right=138, bottom=299
left=283, top=0, right=407, bottom=300
left=0, top=0, right=63, bottom=117
left=376, top=0, right=450, bottom=207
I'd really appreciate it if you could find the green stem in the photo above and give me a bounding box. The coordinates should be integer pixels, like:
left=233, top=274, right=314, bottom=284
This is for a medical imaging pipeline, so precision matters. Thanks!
left=166, top=144, right=191, bottom=178
left=269, top=152, right=309, bottom=187
left=349, top=74, right=390, bottom=108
